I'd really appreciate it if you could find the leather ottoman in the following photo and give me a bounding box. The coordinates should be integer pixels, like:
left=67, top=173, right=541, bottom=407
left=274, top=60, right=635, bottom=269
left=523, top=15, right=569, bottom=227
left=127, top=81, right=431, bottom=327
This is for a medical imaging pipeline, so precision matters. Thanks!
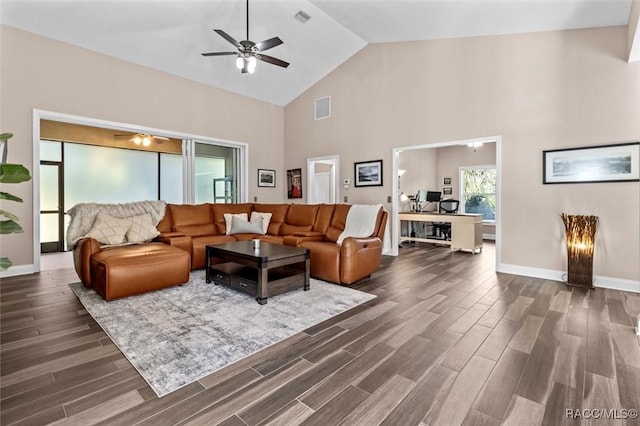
left=89, top=243, right=191, bottom=300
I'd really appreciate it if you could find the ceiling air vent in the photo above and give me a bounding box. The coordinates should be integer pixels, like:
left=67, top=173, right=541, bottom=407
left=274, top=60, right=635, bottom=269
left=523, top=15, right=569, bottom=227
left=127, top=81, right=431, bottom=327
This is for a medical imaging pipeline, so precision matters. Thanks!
left=315, top=96, right=331, bottom=120
left=294, top=10, right=311, bottom=24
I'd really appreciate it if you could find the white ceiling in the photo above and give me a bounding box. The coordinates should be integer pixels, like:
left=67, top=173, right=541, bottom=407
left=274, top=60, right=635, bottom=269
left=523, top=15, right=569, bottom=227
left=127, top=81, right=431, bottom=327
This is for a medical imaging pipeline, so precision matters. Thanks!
left=0, top=0, right=633, bottom=106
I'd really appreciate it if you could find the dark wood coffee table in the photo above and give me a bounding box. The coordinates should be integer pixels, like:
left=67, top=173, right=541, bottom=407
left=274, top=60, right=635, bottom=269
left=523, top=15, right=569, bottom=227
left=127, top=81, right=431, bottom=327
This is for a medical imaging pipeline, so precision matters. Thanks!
left=205, top=241, right=310, bottom=304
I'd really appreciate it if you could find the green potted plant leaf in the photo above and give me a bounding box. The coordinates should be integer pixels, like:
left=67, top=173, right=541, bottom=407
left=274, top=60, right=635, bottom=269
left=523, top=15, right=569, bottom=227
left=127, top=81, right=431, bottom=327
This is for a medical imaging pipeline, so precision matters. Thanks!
left=0, top=132, right=32, bottom=271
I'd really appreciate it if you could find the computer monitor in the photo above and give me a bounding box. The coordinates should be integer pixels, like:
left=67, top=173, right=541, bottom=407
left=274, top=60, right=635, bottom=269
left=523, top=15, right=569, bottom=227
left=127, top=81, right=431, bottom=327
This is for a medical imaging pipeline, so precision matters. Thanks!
left=416, top=190, right=428, bottom=203
left=426, top=191, right=441, bottom=202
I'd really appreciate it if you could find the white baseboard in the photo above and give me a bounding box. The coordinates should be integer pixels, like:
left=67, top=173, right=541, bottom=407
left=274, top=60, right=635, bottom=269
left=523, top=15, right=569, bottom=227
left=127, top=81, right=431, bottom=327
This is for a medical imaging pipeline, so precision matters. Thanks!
left=0, top=264, right=37, bottom=279
left=497, top=263, right=640, bottom=294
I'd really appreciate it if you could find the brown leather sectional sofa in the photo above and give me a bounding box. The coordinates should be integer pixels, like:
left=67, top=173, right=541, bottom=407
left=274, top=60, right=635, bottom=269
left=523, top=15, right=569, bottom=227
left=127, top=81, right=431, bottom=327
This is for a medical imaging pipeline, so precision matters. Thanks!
left=156, top=203, right=388, bottom=284
left=74, top=203, right=388, bottom=300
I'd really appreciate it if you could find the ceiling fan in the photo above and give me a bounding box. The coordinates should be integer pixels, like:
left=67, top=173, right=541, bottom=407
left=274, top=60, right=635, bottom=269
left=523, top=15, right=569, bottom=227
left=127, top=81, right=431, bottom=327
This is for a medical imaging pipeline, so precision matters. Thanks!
left=115, top=133, right=169, bottom=147
left=201, top=0, right=289, bottom=74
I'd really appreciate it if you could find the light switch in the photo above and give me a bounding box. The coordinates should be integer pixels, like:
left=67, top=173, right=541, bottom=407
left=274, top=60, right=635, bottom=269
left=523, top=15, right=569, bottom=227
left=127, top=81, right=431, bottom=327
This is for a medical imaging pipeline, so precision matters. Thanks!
left=343, top=196, right=348, bottom=203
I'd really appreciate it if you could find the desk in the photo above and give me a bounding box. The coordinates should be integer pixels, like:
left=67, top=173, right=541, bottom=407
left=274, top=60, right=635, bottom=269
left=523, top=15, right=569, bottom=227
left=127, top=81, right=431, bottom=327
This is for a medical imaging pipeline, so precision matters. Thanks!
left=399, top=212, right=483, bottom=253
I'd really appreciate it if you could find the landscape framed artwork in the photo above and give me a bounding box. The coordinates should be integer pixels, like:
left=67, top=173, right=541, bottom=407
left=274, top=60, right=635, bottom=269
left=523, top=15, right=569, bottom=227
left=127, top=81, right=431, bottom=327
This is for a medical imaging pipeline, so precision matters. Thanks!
left=257, top=169, right=276, bottom=187
left=354, top=160, right=383, bottom=187
left=443, top=187, right=452, bottom=195
left=287, top=168, right=302, bottom=198
left=543, top=142, right=640, bottom=184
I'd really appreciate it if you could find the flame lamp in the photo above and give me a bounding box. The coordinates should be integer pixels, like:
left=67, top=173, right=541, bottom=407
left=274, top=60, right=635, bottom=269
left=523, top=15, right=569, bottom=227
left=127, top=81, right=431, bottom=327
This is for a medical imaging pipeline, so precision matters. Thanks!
left=561, top=213, right=598, bottom=289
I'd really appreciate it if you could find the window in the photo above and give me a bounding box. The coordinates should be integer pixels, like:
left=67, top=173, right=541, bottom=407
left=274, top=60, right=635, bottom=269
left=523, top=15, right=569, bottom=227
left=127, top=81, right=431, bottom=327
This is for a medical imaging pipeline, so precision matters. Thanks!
left=460, top=166, right=496, bottom=221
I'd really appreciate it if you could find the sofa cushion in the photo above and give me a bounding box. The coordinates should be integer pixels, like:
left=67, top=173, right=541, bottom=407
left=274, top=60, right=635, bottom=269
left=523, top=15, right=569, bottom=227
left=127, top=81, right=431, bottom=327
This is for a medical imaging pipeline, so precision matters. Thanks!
left=325, top=204, right=351, bottom=243
left=253, top=204, right=288, bottom=235
left=250, top=212, right=272, bottom=234
left=313, top=204, right=336, bottom=233
left=229, top=215, right=265, bottom=235
left=170, top=204, right=216, bottom=237
left=223, top=213, right=248, bottom=235
left=126, top=213, right=160, bottom=243
left=280, top=204, right=320, bottom=235
left=212, top=203, right=254, bottom=234
left=85, top=212, right=130, bottom=245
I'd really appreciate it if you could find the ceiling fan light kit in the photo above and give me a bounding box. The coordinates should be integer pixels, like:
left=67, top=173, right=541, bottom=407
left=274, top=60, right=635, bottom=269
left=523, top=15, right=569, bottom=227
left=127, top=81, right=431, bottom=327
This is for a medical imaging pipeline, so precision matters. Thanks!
left=201, top=0, right=289, bottom=74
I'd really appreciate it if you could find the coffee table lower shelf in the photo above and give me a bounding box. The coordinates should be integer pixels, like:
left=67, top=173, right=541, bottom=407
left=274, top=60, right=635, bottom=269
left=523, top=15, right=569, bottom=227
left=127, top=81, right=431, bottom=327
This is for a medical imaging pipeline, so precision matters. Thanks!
left=208, top=262, right=309, bottom=304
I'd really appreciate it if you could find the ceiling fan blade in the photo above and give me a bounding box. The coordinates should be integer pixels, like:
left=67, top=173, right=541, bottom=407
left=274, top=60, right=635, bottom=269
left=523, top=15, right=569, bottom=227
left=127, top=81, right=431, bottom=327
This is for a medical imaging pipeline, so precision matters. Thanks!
left=256, top=54, right=289, bottom=68
left=255, top=37, right=283, bottom=52
left=214, top=29, right=242, bottom=49
left=201, top=51, right=237, bottom=57
left=151, top=136, right=170, bottom=141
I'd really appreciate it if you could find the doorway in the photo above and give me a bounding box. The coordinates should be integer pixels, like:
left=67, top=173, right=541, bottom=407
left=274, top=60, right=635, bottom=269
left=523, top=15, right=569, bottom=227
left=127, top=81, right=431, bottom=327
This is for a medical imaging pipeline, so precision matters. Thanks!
left=306, top=155, right=339, bottom=204
left=390, top=136, right=502, bottom=269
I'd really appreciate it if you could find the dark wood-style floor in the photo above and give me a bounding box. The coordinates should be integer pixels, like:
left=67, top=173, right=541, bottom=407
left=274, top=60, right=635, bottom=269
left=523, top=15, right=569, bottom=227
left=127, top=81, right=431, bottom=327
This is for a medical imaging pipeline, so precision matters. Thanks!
left=1, top=243, right=640, bottom=425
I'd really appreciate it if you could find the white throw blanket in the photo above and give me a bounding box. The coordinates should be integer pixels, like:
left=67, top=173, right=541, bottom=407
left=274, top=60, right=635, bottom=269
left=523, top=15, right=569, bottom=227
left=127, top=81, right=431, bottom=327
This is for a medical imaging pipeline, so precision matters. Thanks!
left=337, top=204, right=383, bottom=245
left=66, top=200, right=167, bottom=249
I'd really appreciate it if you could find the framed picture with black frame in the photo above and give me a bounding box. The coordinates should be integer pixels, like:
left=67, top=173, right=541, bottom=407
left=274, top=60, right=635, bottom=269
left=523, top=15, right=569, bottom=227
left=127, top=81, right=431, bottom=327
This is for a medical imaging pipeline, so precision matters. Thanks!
left=354, top=159, right=383, bottom=187
left=543, top=142, right=639, bottom=184
left=257, top=169, right=276, bottom=187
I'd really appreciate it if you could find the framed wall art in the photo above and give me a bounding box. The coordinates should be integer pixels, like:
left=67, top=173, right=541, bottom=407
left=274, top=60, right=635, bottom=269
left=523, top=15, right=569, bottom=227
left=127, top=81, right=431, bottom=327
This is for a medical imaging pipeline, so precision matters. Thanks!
left=443, top=177, right=451, bottom=185
left=257, top=169, right=276, bottom=187
left=543, top=142, right=639, bottom=184
left=287, top=168, right=302, bottom=198
left=354, top=159, right=383, bottom=187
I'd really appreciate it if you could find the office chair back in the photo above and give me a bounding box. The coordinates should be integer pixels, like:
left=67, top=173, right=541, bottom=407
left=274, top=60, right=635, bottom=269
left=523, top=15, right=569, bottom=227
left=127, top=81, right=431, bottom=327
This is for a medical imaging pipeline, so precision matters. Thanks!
left=439, top=199, right=460, bottom=214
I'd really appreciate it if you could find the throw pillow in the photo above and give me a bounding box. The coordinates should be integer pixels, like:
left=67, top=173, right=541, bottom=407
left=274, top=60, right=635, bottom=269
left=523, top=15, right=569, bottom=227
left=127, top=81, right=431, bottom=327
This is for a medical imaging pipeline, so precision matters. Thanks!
left=229, top=215, right=265, bottom=235
left=224, top=213, right=248, bottom=235
left=126, top=213, right=160, bottom=243
left=85, top=212, right=131, bottom=245
left=250, top=212, right=272, bottom=234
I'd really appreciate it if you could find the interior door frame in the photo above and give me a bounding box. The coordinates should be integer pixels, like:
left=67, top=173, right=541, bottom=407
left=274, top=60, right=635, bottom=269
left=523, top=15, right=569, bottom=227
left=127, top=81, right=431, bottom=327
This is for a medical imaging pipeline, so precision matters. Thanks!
left=306, top=155, right=340, bottom=204
left=390, top=136, right=502, bottom=272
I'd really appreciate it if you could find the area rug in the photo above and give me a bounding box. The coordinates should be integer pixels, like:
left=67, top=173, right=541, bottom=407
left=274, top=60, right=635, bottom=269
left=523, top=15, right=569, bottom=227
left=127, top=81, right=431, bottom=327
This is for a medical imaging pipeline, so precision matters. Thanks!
left=69, top=271, right=375, bottom=397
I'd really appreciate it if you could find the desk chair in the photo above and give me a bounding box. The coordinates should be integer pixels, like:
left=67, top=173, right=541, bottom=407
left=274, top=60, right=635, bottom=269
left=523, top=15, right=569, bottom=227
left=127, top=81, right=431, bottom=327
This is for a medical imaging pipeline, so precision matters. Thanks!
left=434, top=199, right=460, bottom=240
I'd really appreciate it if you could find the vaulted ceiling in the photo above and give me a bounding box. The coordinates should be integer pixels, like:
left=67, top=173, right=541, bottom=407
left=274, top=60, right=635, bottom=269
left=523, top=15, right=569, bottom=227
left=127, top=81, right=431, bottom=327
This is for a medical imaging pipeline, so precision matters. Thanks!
left=1, top=0, right=635, bottom=106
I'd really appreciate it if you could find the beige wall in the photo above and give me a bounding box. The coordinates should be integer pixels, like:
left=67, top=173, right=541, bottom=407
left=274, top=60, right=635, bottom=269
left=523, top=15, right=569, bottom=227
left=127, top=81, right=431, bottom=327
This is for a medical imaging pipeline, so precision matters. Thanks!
left=398, top=148, right=437, bottom=197
left=0, top=25, right=285, bottom=267
left=285, top=26, right=640, bottom=282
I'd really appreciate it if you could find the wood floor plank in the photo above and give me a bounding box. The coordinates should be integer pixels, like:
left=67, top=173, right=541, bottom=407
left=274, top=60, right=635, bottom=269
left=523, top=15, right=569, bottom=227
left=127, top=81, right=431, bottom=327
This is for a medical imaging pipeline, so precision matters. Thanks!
left=355, top=335, right=430, bottom=394
left=380, top=365, right=456, bottom=426
left=566, top=305, right=589, bottom=339
left=299, top=385, right=368, bottom=426
left=475, top=318, right=519, bottom=361
left=586, top=293, right=615, bottom=379
left=440, top=324, right=492, bottom=371
left=514, top=310, right=566, bottom=404
left=503, top=395, right=545, bottom=426
left=427, top=355, right=496, bottom=426
left=300, top=342, right=394, bottom=410
left=473, top=348, right=529, bottom=420
left=237, top=351, right=355, bottom=426
left=52, top=389, right=145, bottom=426
left=507, top=315, right=544, bottom=354
left=398, top=330, right=462, bottom=382
left=340, top=374, right=415, bottom=426
left=260, top=400, right=314, bottom=426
